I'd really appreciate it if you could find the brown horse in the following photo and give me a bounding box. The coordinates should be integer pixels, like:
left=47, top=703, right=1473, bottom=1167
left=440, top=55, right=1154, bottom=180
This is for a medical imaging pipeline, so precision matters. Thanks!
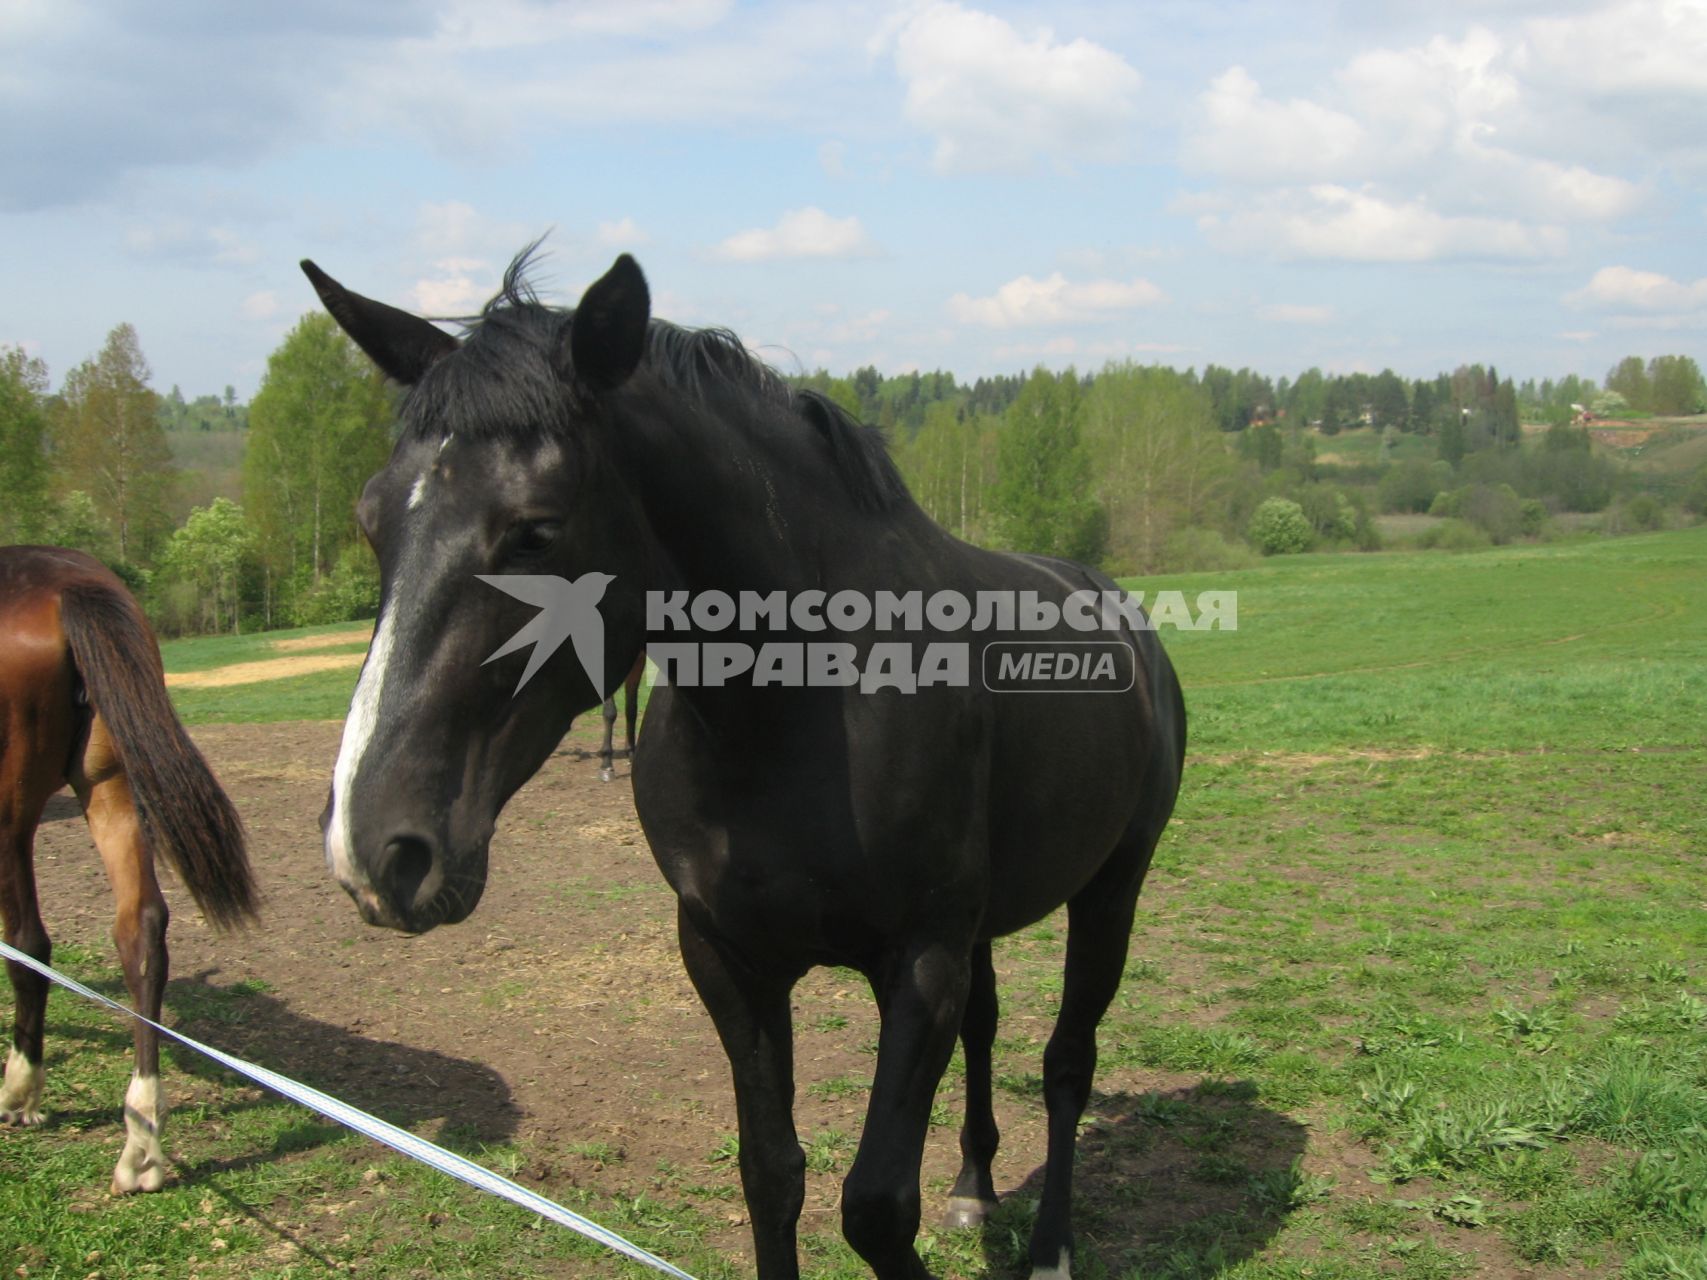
left=0, top=546, right=258, bottom=1193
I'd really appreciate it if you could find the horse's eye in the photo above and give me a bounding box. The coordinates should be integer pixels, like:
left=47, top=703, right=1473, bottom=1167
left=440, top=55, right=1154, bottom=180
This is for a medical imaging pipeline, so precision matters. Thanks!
left=511, top=520, right=562, bottom=555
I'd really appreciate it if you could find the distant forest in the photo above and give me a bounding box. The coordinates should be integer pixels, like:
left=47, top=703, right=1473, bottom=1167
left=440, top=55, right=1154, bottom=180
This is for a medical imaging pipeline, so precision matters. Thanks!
left=2, top=319, right=1704, bottom=637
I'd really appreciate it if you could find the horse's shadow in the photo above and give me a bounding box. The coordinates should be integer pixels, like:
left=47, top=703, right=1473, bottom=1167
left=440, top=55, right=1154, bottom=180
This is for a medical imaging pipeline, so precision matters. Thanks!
left=155, top=967, right=520, bottom=1175
left=39, top=792, right=82, bottom=823
left=975, top=1081, right=1309, bottom=1278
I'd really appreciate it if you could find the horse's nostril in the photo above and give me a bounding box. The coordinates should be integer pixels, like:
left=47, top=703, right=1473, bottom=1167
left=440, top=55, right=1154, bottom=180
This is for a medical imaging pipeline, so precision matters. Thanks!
left=382, top=836, right=435, bottom=911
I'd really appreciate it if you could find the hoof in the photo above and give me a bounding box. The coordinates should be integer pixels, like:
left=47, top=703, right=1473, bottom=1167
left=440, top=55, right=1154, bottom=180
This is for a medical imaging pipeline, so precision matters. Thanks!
left=942, top=1195, right=1000, bottom=1229
left=1, top=1049, right=44, bottom=1125
left=110, top=1160, right=166, bottom=1195
left=1030, top=1247, right=1072, bottom=1280
left=599, top=768, right=615, bottom=783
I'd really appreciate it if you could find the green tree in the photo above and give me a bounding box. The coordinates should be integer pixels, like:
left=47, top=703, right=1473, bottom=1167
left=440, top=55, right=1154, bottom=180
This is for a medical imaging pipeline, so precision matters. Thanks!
left=794, top=371, right=864, bottom=419
left=1246, top=497, right=1312, bottom=555
left=1605, top=356, right=1650, bottom=412
left=1438, top=408, right=1469, bottom=466
left=897, top=400, right=991, bottom=542
left=160, top=497, right=256, bottom=634
left=1645, top=355, right=1707, bottom=415
left=1492, top=378, right=1520, bottom=449
left=1082, top=363, right=1231, bottom=573
left=1241, top=422, right=1284, bottom=471
left=1286, top=367, right=1327, bottom=426
left=1371, top=369, right=1409, bottom=431
left=989, top=368, right=1106, bottom=563
left=1409, top=378, right=1437, bottom=433
left=1682, top=464, right=1707, bottom=517
left=244, top=313, right=394, bottom=621
left=52, top=323, right=175, bottom=565
left=0, top=346, right=53, bottom=541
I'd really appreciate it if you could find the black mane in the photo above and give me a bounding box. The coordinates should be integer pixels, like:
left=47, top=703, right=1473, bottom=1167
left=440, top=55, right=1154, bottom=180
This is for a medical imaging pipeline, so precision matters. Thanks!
left=402, top=247, right=908, bottom=513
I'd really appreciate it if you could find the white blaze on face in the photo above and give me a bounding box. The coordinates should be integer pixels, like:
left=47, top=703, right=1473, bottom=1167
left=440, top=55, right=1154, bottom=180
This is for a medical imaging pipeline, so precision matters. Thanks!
left=326, top=602, right=399, bottom=886
left=407, top=435, right=453, bottom=511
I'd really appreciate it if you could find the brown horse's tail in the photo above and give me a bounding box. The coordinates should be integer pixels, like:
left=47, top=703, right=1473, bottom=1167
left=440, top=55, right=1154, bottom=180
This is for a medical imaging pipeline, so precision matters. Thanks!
left=59, top=581, right=259, bottom=930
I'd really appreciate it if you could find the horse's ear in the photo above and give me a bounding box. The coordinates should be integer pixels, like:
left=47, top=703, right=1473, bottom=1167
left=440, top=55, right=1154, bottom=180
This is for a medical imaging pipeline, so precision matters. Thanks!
left=300, top=260, right=459, bottom=385
left=567, top=254, right=650, bottom=393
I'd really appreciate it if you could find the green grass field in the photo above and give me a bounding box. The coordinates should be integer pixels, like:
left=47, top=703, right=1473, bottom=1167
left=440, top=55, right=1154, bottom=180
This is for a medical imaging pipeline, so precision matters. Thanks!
left=6, top=529, right=1705, bottom=1279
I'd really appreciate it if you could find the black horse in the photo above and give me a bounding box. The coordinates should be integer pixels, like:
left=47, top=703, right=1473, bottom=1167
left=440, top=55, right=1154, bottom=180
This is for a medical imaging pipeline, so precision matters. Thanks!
left=303, top=250, right=1185, bottom=1280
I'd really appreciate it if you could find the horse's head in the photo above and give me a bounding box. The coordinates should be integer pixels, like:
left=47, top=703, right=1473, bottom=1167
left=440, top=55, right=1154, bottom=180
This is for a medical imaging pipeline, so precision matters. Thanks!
left=303, top=253, right=653, bottom=933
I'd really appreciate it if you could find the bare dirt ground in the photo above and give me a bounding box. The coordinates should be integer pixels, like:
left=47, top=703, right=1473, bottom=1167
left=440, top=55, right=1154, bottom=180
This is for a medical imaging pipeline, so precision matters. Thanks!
left=166, top=654, right=367, bottom=689
left=267, top=627, right=373, bottom=653
left=27, top=719, right=1310, bottom=1276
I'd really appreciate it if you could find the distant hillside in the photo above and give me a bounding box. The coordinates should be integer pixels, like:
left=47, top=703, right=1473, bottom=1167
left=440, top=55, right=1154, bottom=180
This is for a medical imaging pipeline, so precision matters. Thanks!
left=166, top=423, right=245, bottom=519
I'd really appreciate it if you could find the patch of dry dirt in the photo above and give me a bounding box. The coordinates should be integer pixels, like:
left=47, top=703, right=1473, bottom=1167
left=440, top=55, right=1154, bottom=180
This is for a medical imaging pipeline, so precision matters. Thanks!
left=24, top=720, right=1315, bottom=1276
left=267, top=627, right=373, bottom=653
left=166, top=653, right=367, bottom=689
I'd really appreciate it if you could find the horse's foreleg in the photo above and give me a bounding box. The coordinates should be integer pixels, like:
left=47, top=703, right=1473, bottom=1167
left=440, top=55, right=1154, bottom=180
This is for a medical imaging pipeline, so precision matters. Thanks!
left=73, top=721, right=170, bottom=1194
left=0, top=818, right=51, bottom=1127
left=676, top=904, right=804, bottom=1280
left=843, top=938, right=970, bottom=1280
left=943, top=938, right=1000, bottom=1228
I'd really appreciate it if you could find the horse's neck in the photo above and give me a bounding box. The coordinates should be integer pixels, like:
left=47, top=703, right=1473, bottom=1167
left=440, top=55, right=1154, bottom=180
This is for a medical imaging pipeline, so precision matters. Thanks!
left=616, top=398, right=872, bottom=595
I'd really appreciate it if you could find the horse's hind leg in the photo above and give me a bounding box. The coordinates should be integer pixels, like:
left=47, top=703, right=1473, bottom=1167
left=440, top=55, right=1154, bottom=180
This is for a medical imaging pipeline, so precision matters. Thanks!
left=842, top=937, right=970, bottom=1280
left=1028, top=826, right=1159, bottom=1280
left=0, top=812, right=52, bottom=1127
left=599, top=695, right=618, bottom=782
left=623, top=668, right=640, bottom=757
left=71, top=716, right=170, bottom=1193
left=943, top=938, right=1000, bottom=1228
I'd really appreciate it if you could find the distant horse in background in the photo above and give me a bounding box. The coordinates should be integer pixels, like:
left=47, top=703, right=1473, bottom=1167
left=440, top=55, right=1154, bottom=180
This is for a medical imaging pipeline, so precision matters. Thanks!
left=0, top=546, right=258, bottom=1193
left=597, top=651, right=645, bottom=782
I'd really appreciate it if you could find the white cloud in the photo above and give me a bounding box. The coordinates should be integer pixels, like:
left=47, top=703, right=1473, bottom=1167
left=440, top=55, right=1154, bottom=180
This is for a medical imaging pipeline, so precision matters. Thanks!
left=712, top=207, right=877, bottom=262
left=412, top=258, right=501, bottom=316
left=1193, top=67, right=1365, bottom=182
left=1199, top=185, right=1567, bottom=262
left=1259, top=303, right=1335, bottom=325
left=335, top=3, right=864, bottom=161
left=1514, top=157, right=1643, bottom=222
left=412, top=201, right=534, bottom=261
left=885, top=2, right=1141, bottom=173
left=1184, top=21, right=1644, bottom=253
left=597, top=217, right=650, bottom=248
left=1188, top=30, right=1516, bottom=185
left=948, top=273, right=1167, bottom=328
left=1568, top=266, right=1707, bottom=312
left=240, top=292, right=280, bottom=321
left=1524, top=0, right=1707, bottom=98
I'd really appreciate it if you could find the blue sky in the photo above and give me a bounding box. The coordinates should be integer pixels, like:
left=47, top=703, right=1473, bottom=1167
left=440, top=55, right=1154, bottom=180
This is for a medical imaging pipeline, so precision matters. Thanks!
left=4, top=0, right=1705, bottom=400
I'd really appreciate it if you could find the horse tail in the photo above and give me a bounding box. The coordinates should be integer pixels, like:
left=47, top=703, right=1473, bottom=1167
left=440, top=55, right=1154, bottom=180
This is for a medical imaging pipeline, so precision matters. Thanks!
left=59, top=581, right=260, bottom=930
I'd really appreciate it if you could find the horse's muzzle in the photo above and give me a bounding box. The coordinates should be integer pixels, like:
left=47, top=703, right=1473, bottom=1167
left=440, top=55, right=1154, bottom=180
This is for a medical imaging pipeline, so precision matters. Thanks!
left=344, top=836, right=488, bottom=934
